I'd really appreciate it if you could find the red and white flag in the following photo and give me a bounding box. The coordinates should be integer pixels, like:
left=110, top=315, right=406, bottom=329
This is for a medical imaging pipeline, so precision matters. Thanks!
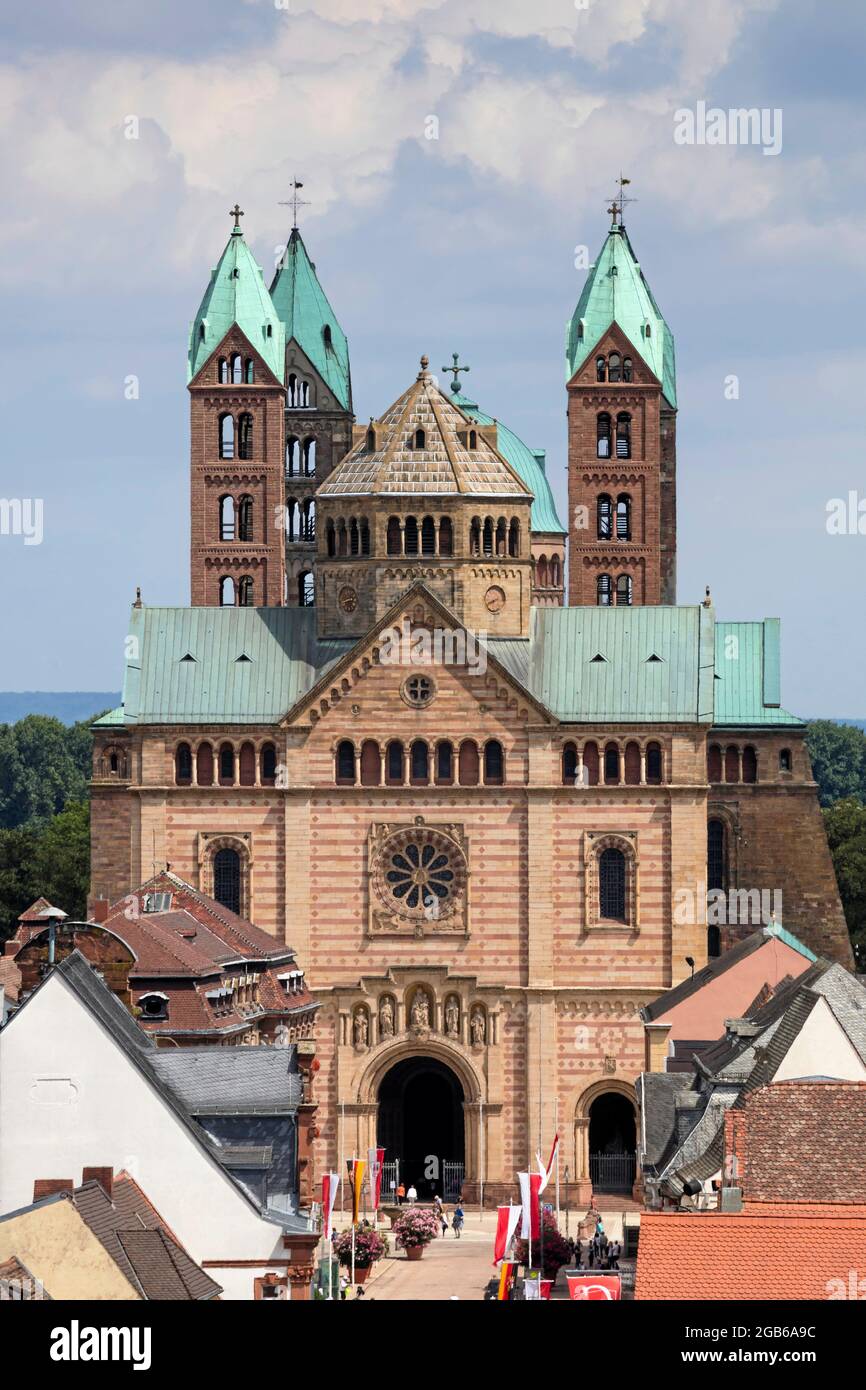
left=517, top=1172, right=542, bottom=1240
left=536, top=1133, right=559, bottom=1195
left=367, top=1147, right=385, bottom=1211
left=493, top=1204, right=522, bottom=1265
left=322, top=1172, right=341, bottom=1238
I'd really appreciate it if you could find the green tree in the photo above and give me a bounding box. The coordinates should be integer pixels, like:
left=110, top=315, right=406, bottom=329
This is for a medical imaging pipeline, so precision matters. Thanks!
left=0, top=801, right=90, bottom=942
left=805, top=721, right=866, bottom=808
left=0, top=715, right=91, bottom=830
left=823, top=797, right=866, bottom=966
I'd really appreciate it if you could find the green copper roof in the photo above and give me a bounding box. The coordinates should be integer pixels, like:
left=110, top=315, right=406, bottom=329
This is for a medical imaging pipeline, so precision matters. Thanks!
left=188, top=228, right=285, bottom=383
left=488, top=605, right=716, bottom=723
left=712, top=620, right=801, bottom=726
left=566, top=224, right=677, bottom=408
left=269, top=230, right=352, bottom=412
left=451, top=389, right=566, bottom=535
left=92, top=706, right=125, bottom=728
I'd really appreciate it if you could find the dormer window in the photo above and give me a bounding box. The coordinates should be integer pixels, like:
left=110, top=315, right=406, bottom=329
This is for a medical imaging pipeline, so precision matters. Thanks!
left=138, top=992, right=169, bottom=1021
left=468, top=429, right=477, bottom=449
left=414, top=428, right=426, bottom=449
left=367, top=426, right=376, bottom=449
left=323, top=324, right=333, bottom=348
left=142, top=892, right=172, bottom=914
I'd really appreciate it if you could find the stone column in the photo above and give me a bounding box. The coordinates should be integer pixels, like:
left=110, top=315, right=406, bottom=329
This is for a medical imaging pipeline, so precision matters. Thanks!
left=640, top=749, right=647, bottom=785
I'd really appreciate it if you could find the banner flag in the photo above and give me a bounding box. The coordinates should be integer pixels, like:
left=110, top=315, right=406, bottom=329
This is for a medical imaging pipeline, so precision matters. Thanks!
left=493, top=1204, right=522, bottom=1265
left=367, top=1147, right=385, bottom=1210
left=346, top=1158, right=366, bottom=1224
left=322, top=1172, right=341, bottom=1238
left=536, top=1132, right=560, bottom=1195
left=518, top=1172, right=542, bottom=1239
left=497, top=1261, right=517, bottom=1301
left=566, top=1271, right=622, bottom=1301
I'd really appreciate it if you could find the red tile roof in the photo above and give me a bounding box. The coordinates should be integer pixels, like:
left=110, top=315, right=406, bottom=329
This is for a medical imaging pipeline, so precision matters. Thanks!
left=635, top=1206, right=866, bottom=1300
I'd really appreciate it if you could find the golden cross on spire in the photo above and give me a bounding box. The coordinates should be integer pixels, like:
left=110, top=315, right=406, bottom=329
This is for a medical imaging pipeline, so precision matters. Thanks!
left=279, top=179, right=310, bottom=230
left=229, top=203, right=244, bottom=230
left=607, top=175, right=636, bottom=227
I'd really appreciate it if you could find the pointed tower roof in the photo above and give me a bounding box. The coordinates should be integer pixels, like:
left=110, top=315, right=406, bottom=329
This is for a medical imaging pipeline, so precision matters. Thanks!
left=566, top=223, right=676, bottom=407
left=318, top=358, right=532, bottom=498
left=269, top=229, right=351, bottom=412
left=188, top=220, right=285, bottom=383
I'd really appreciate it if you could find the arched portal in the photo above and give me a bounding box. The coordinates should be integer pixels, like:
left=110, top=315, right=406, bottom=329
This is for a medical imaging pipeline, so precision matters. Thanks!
left=588, top=1091, right=637, bottom=1194
left=377, top=1056, right=465, bottom=1198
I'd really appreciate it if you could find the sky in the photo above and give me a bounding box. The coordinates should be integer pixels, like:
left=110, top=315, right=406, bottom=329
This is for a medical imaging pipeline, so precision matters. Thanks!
left=0, top=0, right=864, bottom=714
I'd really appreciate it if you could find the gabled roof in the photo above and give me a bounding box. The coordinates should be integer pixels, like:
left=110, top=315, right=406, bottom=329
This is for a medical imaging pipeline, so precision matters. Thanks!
left=713, top=618, right=801, bottom=726
left=269, top=229, right=351, bottom=411
left=450, top=387, right=565, bottom=535
left=641, top=924, right=816, bottom=1025
left=566, top=223, right=677, bottom=407
left=150, top=1048, right=301, bottom=1115
left=188, top=226, right=285, bottom=383
left=318, top=358, right=532, bottom=498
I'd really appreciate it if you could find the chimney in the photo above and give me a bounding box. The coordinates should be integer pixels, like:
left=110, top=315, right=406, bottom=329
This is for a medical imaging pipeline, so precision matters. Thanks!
left=33, top=1178, right=74, bottom=1202
left=82, top=1166, right=114, bottom=1199
left=91, top=899, right=110, bottom=924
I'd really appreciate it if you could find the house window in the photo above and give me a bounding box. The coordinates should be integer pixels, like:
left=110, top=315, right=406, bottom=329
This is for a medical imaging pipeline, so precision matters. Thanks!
left=615, top=494, right=631, bottom=540
left=708, top=818, right=727, bottom=892
left=779, top=748, right=792, bottom=773
left=597, top=574, right=612, bottom=606
left=238, top=576, right=254, bottom=607
left=213, top=848, right=241, bottom=915
left=335, top=740, right=355, bottom=784
left=597, top=495, right=613, bottom=539
left=599, top=848, right=626, bottom=920
left=139, top=994, right=168, bottom=1020
left=237, top=495, right=253, bottom=542
left=175, top=743, right=193, bottom=785
left=615, top=574, right=632, bottom=606
left=646, top=742, right=662, bottom=784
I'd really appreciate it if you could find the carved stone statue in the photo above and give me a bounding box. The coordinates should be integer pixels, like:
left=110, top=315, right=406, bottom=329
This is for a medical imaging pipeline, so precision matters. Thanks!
left=410, top=992, right=430, bottom=1030
left=445, top=997, right=460, bottom=1038
left=353, top=1009, right=369, bottom=1048
left=379, top=996, right=395, bottom=1038
left=470, top=1007, right=486, bottom=1046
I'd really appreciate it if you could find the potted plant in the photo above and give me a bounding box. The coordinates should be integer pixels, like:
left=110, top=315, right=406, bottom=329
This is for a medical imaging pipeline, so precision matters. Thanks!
left=393, top=1205, right=440, bottom=1260
left=333, top=1226, right=387, bottom=1283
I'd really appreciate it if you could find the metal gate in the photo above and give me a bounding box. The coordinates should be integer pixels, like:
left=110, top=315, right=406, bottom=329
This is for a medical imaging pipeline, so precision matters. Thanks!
left=443, top=1161, right=464, bottom=1202
left=380, top=1160, right=400, bottom=1201
left=590, top=1152, right=636, bottom=1194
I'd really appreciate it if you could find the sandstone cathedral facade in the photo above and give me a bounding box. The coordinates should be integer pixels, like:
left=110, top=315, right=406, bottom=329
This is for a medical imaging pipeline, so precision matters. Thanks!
left=89, top=203, right=851, bottom=1204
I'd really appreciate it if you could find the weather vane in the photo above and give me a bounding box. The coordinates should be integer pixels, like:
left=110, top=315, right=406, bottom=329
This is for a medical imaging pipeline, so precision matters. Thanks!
left=279, top=179, right=310, bottom=229
left=607, top=174, right=636, bottom=227
left=442, top=352, right=470, bottom=394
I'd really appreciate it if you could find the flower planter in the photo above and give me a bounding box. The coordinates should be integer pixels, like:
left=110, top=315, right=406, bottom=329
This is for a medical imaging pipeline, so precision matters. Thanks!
left=405, top=1245, right=425, bottom=1261
left=353, top=1265, right=371, bottom=1284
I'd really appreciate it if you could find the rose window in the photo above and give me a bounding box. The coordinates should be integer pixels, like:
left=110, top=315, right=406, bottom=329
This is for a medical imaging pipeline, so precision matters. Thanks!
left=372, top=825, right=467, bottom=925
left=386, top=840, right=454, bottom=910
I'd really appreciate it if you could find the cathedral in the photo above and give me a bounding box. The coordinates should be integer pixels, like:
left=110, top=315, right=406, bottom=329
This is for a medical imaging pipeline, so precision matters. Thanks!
left=88, top=199, right=851, bottom=1205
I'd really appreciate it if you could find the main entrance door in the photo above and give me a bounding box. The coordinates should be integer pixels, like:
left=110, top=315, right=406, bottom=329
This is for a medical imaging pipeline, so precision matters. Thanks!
left=377, top=1056, right=465, bottom=1198
left=589, top=1091, right=637, bottom=1194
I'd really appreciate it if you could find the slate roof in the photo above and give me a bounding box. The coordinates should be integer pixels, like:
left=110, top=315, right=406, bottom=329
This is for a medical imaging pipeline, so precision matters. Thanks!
left=450, top=388, right=566, bottom=535
left=188, top=226, right=285, bottom=383
left=566, top=223, right=677, bottom=407
left=269, top=228, right=352, bottom=412
left=636, top=1072, right=692, bottom=1167
left=150, top=1047, right=302, bottom=1115
left=635, top=1206, right=866, bottom=1301
left=319, top=360, right=532, bottom=499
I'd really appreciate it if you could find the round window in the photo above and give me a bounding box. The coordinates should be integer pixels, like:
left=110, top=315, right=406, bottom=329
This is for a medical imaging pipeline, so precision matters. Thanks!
left=402, top=675, right=435, bottom=707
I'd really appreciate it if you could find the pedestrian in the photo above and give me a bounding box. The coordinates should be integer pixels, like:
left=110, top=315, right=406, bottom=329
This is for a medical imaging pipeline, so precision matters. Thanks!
left=406, top=1183, right=418, bottom=1204
left=396, top=1182, right=405, bottom=1206
left=609, top=1239, right=620, bottom=1271
left=433, top=1194, right=443, bottom=1215
left=439, top=1205, right=449, bottom=1237
left=452, top=1202, right=465, bottom=1239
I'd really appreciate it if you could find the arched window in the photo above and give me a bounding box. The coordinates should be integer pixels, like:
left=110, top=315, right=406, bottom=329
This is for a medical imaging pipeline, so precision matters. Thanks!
left=708, top=818, right=727, bottom=892
left=335, top=740, right=356, bottom=784
left=599, top=848, right=626, bottom=921
left=386, top=740, right=404, bottom=785
left=218, top=742, right=235, bottom=786
left=387, top=516, right=401, bottom=555
left=288, top=373, right=297, bottom=406
left=175, top=743, right=192, bottom=786
left=583, top=741, right=600, bottom=786
left=421, top=516, right=436, bottom=555
left=624, top=741, right=641, bottom=785
left=237, top=495, right=253, bottom=542
left=597, top=495, right=613, bottom=539
left=562, top=742, right=578, bottom=784
left=260, top=742, right=277, bottom=786
left=196, top=742, right=214, bottom=787
left=410, top=740, right=429, bottom=784
left=326, top=520, right=336, bottom=558
left=608, top=352, right=622, bottom=383
left=245, top=359, right=254, bottom=383
left=469, top=518, right=481, bottom=554
left=219, top=576, right=235, bottom=606
left=623, top=357, right=633, bottom=382
left=109, top=751, right=119, bottom=773
left=302, top=500, right=316, bottom=543
left=286, top=437, right=300, bottom=476
left=495, top=518, right=507, bottom=556
left=404, top=516, right=419, bottom=555
left=220, top=495, right=235, bottom=541
left=708, top=924, right=721, bottom=959
left=213, top=848, right=241, bottom=915
left=597, top=574, right=612, bottom=606
left=596, top=356, right=606, bottom=382
left=366, top=426, right=376, bottom=450
left=644, top=322, right=652, bottom=338
left=537, top=555, right=550, bottom=587
left=597, top=413, right=611, bottom=458
left=484, top=740, right=504, bottom=784
left=298, top=571, right=314, bottom=606
left=724, top=745, right=740, bottom=783
left=303, top=438, right=316, bottom=475
left=239, top=742, right=256, bottom=786
left=742, top=746, right=758, bottom=783
left=616, top=574, right=633, bottom=606
left=779, top=748, right=792, bottom=773
left=646, top=742, right=663, bottom=784
left=458, top=739, right=479, bottom=786
left=218, top=358, right=228, bottom=384
left=482, top=517, right=494, bottom=556
left=707, top=743, right=722, bottom=782
left=237, top=413, right=253, bottom=460
left=509, top=518, right=520, bottom=558
left=360, top=518, right=370, bottom=555
left=616, top=494, right=631, bottom=540
left=231, top=353, right=242, bottom=384
left=435, top=740, right=453, bottom=785
left=414, top=428, right=426, bottom=449
left=360, top=739, right=381, bottom=786
left=615, top=413, right=631, bottom=459
left=337, top=519, right=348, bottom=556
left=219, top=414, right=235, bottom=459
left=468, top=428, right=478, bottom=449
left=439, top=517, right=453, bottom=556
left=323, top=324, right=333, bottom=348
left=550, top=555, right=561, bottom=587
left=604, top=742, right=620, bottom=784
left=350, top=518, right=359, bottom=556
left=238, top=575, right=254, bottom=607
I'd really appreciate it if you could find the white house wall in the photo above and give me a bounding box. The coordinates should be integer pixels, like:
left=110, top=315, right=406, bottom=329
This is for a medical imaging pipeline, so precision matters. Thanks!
left=773, top=997, right=866, bottom=1084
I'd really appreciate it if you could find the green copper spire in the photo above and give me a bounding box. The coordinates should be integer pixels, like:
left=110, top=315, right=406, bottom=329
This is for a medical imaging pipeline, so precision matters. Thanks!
left=269, top=229, right=352, bottom=412
left=566, top=223, right=676, bottom=407
left=188, top=211, right=285, bottom=382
